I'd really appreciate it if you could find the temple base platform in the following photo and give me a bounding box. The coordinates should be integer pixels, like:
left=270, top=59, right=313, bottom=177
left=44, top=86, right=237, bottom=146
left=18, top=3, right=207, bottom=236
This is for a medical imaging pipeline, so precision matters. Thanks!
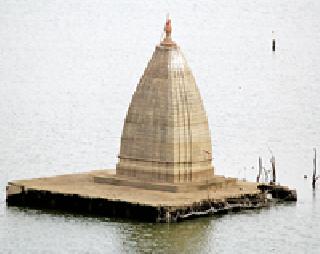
left=6, top=170, right=297, bottom=222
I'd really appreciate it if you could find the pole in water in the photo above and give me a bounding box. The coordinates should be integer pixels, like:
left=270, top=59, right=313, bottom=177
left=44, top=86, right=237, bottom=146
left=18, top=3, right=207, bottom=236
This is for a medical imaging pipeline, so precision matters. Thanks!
left=271, top=155, right=276, bottom=184
left=257, top=157, right=262, bottom=183
left=312, top=148, right=317, bottom=189
left=272, top=31, right=276, bottom=52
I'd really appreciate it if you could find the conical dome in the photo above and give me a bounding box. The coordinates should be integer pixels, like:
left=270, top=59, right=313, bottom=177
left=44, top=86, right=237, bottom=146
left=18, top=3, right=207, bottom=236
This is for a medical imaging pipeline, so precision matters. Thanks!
left=116, top=19, right=213, bottom=183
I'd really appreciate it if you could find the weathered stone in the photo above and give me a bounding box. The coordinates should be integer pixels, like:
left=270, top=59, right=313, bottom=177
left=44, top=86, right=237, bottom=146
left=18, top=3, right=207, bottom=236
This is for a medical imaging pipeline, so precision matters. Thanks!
left=116, top=19, right=213, bottom=183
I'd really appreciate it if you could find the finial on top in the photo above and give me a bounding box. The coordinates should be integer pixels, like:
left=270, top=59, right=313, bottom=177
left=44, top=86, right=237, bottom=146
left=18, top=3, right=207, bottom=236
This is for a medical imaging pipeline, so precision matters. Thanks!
left=165, top=15, right=172, bottom=38
left=160, top=15, right=176, bottom=47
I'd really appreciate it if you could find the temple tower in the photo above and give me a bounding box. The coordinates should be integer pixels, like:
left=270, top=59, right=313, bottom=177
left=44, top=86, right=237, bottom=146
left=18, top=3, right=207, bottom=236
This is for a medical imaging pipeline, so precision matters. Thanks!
left=116, top=18, right=214, bottom=183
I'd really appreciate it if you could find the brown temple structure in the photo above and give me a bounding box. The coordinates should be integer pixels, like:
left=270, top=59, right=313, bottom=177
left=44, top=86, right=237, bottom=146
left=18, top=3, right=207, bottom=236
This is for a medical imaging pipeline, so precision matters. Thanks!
left=116, top=18, right=213, bottom=183
left=6, top=18, right=296, bottom=222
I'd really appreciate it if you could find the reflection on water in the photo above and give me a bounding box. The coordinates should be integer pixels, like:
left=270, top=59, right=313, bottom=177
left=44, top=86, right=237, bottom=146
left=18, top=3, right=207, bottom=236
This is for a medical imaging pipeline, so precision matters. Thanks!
left=2, top=200, right=308, bottom=253
left=1, top=0, right=320, bottom=253
left=3, top=205, right=213, bottom=253
left=3, top=202, right=309, bottom=253
left=121, top=219, right=213, bottom=253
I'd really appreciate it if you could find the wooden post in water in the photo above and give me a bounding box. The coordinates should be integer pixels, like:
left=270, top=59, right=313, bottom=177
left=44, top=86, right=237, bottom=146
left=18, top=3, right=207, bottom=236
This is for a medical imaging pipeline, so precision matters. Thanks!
left=272, top=31, right=276, bottom=52
left=271, top=155, right=276, bottom=184
left=257, top=157, right=262, bottom=182
left=312, top=148, right=317, bottom=189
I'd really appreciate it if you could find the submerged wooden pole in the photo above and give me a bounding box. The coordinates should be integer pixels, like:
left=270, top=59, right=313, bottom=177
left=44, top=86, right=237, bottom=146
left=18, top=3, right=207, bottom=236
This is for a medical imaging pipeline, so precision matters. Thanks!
left=257, top=157, right=262, bottom=182
left=272, top=31, right=276, bottom=52
left=312, top=148, right=317, bottom=189
left=271, top=155, right=276, bottom=184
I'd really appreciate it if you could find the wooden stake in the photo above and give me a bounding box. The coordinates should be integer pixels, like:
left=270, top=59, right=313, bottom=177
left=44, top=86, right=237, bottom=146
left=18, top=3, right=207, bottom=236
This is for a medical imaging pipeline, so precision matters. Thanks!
left=271, top=155, right=276, bottom=184
left=312, top=148, right=317, bottom=189
left=272, top=31, right=276, bottom=52
left=257, top=157, right=262, bottom=182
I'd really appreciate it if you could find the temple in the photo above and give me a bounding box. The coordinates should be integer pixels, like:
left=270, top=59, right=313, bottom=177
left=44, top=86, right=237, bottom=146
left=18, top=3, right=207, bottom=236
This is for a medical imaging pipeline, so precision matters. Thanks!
left=116, top=18, right=213, bottom=183
left=6, top=18, right=297, bottom=222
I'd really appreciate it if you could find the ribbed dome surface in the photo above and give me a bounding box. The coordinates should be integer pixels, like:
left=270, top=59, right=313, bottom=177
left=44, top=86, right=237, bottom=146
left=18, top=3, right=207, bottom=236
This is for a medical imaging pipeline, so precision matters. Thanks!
left=116, top=36, right=213, bottom=183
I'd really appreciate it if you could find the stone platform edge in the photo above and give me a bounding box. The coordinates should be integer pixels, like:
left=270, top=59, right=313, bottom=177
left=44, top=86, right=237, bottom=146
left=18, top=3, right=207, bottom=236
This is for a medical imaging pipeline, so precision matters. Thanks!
left=92, top=172, right=237, bottom=193
left=5, top=171, right=297, bottom=222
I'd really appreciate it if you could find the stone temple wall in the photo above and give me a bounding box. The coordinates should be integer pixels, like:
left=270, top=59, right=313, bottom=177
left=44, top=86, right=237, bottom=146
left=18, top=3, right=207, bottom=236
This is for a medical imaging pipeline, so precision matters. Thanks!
left=116, top=44, right=214, bottom=183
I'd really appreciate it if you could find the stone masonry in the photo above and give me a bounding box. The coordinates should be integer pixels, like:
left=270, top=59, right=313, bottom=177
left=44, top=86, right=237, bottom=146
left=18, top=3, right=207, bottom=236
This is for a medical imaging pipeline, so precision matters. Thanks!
left=116, top=19, right=213, bottom=183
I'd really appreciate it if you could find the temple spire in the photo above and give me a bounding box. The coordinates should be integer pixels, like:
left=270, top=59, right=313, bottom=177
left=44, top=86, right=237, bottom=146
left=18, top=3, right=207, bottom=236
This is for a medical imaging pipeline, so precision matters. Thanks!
left=117, top=19, right=213, bottom=183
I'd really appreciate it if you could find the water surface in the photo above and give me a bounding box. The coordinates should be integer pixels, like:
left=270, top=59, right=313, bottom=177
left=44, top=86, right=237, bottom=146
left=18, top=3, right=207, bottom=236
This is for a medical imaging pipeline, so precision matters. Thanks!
left=1, top=0, right=320, bottom=253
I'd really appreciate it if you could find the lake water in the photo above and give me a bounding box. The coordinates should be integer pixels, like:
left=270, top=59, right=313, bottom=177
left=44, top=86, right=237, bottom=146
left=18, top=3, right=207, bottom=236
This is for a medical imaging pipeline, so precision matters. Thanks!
left=1, top=0, right=320, bottom=253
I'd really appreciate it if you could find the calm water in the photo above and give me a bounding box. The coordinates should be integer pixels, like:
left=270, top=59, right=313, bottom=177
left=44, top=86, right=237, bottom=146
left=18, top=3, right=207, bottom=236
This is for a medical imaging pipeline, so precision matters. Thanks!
left=1, top=0, right=320, bottom=253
